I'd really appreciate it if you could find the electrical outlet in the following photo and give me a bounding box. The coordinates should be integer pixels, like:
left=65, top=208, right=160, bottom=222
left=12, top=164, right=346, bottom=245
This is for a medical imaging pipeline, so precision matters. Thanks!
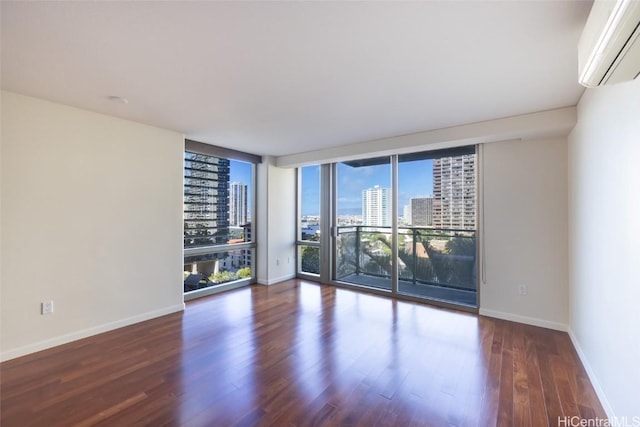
left=276, top=258, right=280, bottom=266
left=287, top=257, right=291, bottom=264
left=41, top=300, right=54, bottom=315
left=517, top=284, right=528, bottom=296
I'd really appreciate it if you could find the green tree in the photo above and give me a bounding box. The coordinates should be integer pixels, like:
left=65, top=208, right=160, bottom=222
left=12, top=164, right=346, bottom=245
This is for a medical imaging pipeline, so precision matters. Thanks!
left=301, top=246, right=320, bottom=274
left=209, top=270, right=236, bottom=284
left=237, top=267, right=252, bottom=278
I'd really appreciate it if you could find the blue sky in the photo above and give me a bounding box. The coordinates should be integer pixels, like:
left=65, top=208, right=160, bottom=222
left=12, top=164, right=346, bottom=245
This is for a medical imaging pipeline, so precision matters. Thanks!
left=230, top=159, right=252, bottom=185
left=301, top=160, right=434, bottom=216
left=230, top=160, right=253, bottom=212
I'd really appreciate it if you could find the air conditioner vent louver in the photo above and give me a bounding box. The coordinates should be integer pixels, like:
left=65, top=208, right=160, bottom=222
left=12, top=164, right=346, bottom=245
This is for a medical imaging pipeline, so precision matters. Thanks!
left=578, top=0, right=640, bottom=87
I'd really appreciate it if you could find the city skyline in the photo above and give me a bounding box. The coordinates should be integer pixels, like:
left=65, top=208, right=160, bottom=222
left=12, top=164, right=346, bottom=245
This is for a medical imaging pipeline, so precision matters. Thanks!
left=301, top=153, right=476, bottom=231
left=301, top=161, right=435, bottom=216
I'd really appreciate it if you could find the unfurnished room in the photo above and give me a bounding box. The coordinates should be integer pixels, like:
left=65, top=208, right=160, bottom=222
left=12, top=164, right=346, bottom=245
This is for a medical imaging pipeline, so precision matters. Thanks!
left=1, top=1, right=639, bottom=426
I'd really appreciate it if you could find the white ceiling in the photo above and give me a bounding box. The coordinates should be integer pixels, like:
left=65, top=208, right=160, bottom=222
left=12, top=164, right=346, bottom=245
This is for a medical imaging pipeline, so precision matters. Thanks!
left=1, top=1, right=591, bottom=157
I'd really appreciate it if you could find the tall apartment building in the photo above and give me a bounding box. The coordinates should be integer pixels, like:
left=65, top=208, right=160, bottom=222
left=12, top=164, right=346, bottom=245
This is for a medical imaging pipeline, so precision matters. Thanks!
left=183, top=152, right=230, bottom=247
left=432, top=154, right=476, bottom=229
left=410, top=197, right=434, bottom=226
left=403, top=204, right=412, bottom=225
left=362, top=185, right=390, bottom=226
left=229, top=181, right=248, bottom=226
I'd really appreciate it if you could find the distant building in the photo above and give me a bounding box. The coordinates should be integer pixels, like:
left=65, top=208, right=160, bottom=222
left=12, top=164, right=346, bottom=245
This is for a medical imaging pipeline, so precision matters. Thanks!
left=183, top=152, right=230, bottom=247
left=229, top=181, right=248, bottom=226
left=410, top=197, right=434, bottom=226
left=337, top=214, right=363, bottom=226
left=403, top=204, right=411, bottom=225
left=362, top=185, right=390, bottom=226
left=301, top=224, right=320, bottom=240
left=221, top=222, right=252, bottom=271
left=432, top=154, right=476, bottom=229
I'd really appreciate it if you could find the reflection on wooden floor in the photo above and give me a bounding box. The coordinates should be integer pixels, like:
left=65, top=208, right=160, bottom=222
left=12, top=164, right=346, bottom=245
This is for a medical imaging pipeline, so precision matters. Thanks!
left=340, top=273, right=477, bottom=307
left=1, top=279, right=604, bottom=426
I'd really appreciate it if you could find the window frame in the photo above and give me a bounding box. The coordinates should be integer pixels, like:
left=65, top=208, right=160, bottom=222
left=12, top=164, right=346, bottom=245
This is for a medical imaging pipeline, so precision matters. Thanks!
left=296, top=165, right=322, bottom=278
left=295, top=145, right=479, bottom=312
left=183, top=140, right=260, bottom=300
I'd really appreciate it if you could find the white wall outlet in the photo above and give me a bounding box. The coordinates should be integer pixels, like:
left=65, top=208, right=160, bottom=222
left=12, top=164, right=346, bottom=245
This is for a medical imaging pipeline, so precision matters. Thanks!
left=517, top=284, right=528, bottom=296
left=276, top=258, right=280, bottom=266
left=287, top=256, right=291, bottom=264
left=41, top=300, right=54, bottom=315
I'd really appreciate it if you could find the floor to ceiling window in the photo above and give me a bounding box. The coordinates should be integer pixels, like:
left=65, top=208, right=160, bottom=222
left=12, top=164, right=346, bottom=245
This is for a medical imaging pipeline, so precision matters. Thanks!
left=334, top=157, right=392, bottom=291
left=183, top=140, right=259, bottom=300
left=297, top=146, right=478, bottom=309
left=396, top=147, right=477, bottom=307
left=297, top=165, right=321, bottom=276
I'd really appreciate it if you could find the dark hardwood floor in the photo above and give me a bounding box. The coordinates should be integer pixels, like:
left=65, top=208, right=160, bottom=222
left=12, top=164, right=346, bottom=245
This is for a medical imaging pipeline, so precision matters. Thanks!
left=1, top=279, right=605, bottom=426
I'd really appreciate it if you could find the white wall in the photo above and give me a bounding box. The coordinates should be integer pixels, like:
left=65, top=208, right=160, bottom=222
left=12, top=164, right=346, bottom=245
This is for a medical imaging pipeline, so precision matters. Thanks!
left=1, top=92, right=185, bottom=360
left=480, top=137, right=569, bottom=330
left=256, top=156, right=296, bottom=285
left=568, top=79, right=640, bottom=418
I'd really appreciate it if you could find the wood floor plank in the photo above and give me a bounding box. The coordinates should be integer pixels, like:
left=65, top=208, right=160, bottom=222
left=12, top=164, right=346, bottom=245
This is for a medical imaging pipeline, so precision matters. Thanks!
left=497, top=320, right=514, bottom=426
left=478, top=318, right=503, bottom=426
left=512, top=324, right=532, bottom=427
left=523, top=326, right=548, bottom=426
left=536, top=330, right=566, bottom=426
left=1, top=280, right=607, bottom=427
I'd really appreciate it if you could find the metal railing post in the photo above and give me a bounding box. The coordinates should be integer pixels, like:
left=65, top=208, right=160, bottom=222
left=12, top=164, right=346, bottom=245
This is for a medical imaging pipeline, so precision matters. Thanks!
left=412, top=228, right=417, bottom=285
left=355, top=227, right=361, bottom=275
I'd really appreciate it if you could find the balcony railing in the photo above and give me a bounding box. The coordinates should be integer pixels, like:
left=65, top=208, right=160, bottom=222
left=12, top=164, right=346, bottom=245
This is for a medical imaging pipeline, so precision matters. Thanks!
left=184, top=247, right=253, bottom=293
left=334, top=225, right=477, bottom=305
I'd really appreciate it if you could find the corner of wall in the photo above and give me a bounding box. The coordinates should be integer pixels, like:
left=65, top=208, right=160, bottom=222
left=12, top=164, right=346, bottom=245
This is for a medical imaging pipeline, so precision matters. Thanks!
left=566, top=78, right=640, bottom=419
left=479, top=308, right=567, bottom=332
left=566, top=327, right=615, bottom=418
left=256, top=157, right=296, bottom=285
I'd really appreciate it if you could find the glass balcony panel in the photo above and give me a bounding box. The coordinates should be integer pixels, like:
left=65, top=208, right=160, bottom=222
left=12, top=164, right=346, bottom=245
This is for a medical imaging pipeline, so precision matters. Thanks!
left=397, top=227, right=476, bottom=307
left=336, top=226, right=392, bottom=291
left=337, top=225, right=476, bottom=306
left=184, top=248, right=253, bottom=293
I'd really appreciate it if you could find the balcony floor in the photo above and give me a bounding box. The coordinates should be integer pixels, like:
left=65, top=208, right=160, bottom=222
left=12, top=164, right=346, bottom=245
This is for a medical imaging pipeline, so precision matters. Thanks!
left=339, top=273, right=477, bottom=307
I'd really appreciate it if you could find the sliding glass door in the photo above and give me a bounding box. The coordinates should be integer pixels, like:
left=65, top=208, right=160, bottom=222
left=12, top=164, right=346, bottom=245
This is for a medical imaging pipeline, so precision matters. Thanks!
left=396, top=148, right=477, bottom=307
left=334, top=157, right=392, bottom=291
left=329, top=147, right=478, bottom=308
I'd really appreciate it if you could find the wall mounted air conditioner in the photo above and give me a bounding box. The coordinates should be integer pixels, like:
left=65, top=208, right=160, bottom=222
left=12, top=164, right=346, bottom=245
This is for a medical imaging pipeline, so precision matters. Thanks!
left=578, top=0, right=640, bottom=87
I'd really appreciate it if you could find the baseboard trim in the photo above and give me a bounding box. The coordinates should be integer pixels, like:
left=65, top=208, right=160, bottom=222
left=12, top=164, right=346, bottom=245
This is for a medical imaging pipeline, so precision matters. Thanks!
left=479, top=308, right=567, bottom=331
left=567, top=327, right=615, bottom=418
left=257, top=273, right=296, bottom=285
left=0, top=303, right=185, bottom=362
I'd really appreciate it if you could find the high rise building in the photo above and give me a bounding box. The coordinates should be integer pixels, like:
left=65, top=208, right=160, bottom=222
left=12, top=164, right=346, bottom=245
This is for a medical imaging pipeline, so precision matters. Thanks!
left=432, top=154, right=476, bottom=229
left=410, top=197, right=434, bottom=226
left=362, top=185, right=390, bottom=226
left=229, top=181, right=248, bottom=226
left=403, top=204, right=411, bottom=225
left=183, top=152, right=230, bottom=247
